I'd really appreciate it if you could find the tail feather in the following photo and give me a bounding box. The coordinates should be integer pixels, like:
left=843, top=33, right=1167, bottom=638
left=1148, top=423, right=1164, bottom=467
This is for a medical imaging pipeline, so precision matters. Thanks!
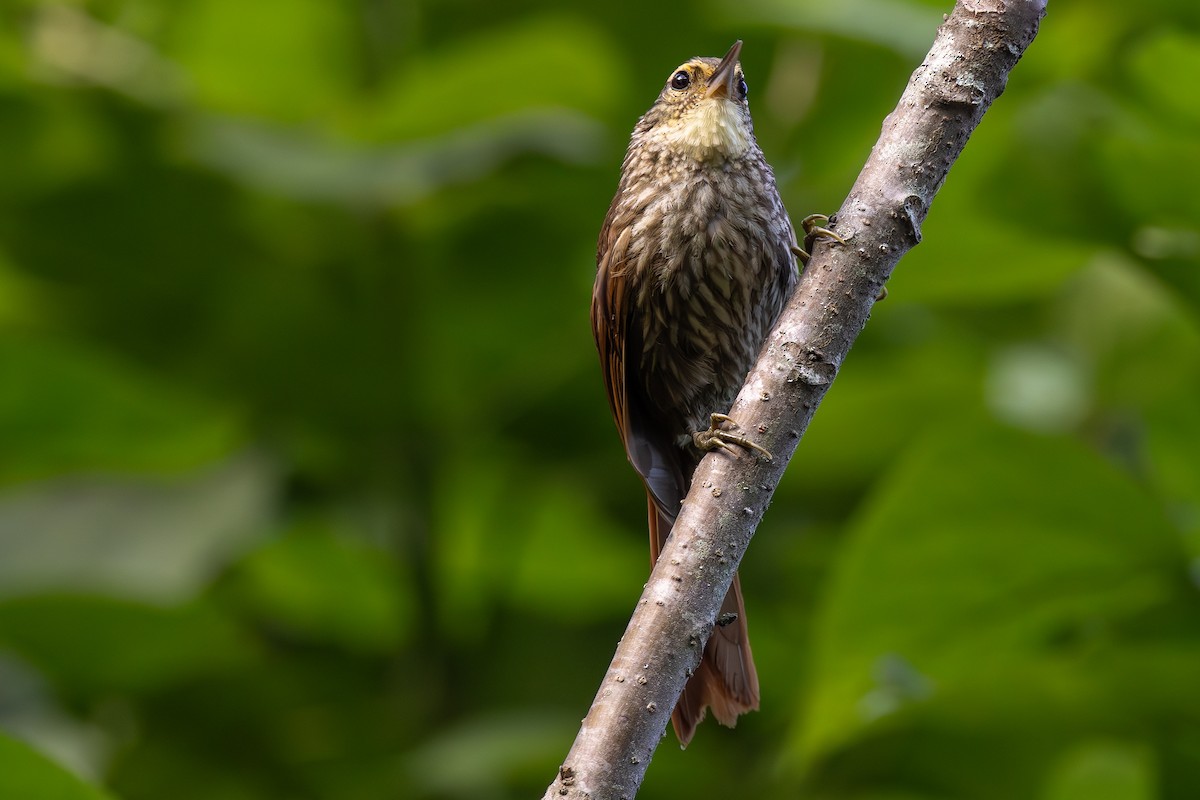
left=647, top=495, right=760, bottom=746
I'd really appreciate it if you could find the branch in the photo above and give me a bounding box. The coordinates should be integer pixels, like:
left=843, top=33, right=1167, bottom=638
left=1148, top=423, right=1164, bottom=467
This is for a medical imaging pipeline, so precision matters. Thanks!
left=544, top=2, right=1046, bottom=797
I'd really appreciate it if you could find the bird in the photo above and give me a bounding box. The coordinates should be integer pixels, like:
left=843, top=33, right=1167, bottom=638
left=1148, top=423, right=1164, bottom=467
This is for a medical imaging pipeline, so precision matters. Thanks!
left=591, top=40, right=839, bottom=745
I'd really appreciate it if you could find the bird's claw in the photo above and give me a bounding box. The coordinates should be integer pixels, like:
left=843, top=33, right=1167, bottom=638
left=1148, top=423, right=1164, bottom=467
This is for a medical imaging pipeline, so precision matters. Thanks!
left=800, top=213, right=847, bottom=246
left=693, top=413, right=772, bottom=461
left=792, top=214, right=888, bottom=300
left=792, top=213, right=846, bottom=267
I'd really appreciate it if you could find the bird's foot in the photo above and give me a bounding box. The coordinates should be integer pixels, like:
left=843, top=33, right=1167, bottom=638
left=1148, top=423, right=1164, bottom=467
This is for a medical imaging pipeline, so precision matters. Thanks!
left=693, top=413, right=772, bottom=461
left=791, top=214, right=887, bottom=299
left=791, top=213, right=847, bottom=267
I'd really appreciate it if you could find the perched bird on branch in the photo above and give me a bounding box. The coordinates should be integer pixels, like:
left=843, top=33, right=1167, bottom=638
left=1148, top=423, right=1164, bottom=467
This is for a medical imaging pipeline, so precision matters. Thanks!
left=592, top=40, right=838, bottom=745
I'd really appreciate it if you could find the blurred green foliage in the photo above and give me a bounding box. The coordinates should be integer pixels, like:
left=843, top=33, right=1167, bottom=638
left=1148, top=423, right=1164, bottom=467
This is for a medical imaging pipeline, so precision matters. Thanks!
left=0, top=1, right=1198, bottom=798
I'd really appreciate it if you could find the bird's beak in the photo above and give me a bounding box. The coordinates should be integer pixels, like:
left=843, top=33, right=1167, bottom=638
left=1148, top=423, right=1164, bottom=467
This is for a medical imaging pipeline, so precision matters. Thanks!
left=706, top=40, right=743, bottom=99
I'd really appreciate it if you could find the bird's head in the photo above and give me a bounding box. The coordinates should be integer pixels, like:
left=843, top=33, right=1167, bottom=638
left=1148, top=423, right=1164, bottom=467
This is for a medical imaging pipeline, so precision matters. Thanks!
left=637, top=41, right=754, bottom=162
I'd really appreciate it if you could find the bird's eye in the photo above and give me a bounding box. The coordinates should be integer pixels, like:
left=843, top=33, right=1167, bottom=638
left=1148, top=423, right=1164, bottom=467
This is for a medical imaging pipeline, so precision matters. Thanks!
left=736, top=76, right=748, bottom=100
left=670, top=70, right=691, bottom=91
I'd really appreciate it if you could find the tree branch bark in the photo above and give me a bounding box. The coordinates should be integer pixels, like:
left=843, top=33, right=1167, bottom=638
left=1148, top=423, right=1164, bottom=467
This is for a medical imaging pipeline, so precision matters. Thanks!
left=544, top=2, right=1046, bottom=797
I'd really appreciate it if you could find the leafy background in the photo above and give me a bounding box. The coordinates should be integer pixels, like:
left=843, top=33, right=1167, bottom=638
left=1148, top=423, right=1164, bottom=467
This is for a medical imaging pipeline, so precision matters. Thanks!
left=1, top=0, right=1198, bottom=798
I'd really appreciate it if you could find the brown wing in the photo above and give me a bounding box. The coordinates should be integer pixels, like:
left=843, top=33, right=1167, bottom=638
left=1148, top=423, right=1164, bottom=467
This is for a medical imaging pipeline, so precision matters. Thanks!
left=591, top=203, right=686, bottom=515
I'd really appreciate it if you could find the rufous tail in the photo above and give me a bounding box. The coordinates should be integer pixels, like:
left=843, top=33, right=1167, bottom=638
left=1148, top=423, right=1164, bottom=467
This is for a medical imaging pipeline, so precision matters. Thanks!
left=647, top=495, right=760, bottom=746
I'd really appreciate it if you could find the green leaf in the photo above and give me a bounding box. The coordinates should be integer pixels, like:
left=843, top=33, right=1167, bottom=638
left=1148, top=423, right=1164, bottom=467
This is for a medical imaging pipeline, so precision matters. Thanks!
left=893, top=207, right=1094, bottom=304
left=1042, top=741, right=1156, bottom=800
left=1054, top=253, right=1200, bottom=404
left=165, top=0, right=355, bottom=121
left=371, top=16, right=625, bottom=141
left=795, top=422, right=1184, bottom=766
left=1098, top=120, right=1200, bottom=225
left=0, top=595, right=250, bottom=698
left=1127, top=28, right=1200, bottom=126
left=0, top=732, right=115, bottom=800
left=0, top=338, right=241, bottom=484
left=507, top=474, right=646, bottom=622
left=726, top=0, right=945, bottom=59
left=232, top=524, right=414, bottom=653
left=0, top=251, right=44, bottom=327
left=403, top=712, right=573, bottom=797
left=184, top=109, right=605, bottom=207
left=0, top=455, right=274, bottom=602
left=784, top=314, right=987, bottom=497
left=431, top=450, right=643, bottom=641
